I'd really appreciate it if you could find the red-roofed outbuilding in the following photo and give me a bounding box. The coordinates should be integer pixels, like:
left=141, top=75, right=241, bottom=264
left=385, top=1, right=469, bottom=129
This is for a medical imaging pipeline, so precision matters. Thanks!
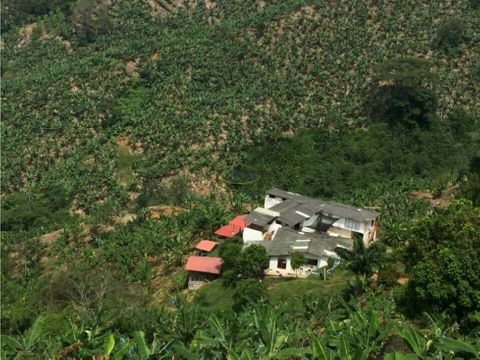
left=185, top=256, right=223, bottom=290
left=229, top=215, right=250, bottom=229
left=214, top=224, right=240, bottom=238
left=195, top=240, right=218, bottom=253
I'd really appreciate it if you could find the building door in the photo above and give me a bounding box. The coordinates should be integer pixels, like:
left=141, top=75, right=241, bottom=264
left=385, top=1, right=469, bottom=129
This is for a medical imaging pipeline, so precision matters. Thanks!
left=277, top=258, right=287, bottom=269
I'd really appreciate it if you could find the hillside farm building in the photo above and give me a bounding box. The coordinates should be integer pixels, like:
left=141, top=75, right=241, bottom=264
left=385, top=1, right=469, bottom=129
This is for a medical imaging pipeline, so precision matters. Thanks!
left=185, top=256, right=223, bottom=290
left=195, top=240, right=218, bottom=256
left=242, top=189, right=380, bottom=278
left=186, top=188, right=380, bottom=288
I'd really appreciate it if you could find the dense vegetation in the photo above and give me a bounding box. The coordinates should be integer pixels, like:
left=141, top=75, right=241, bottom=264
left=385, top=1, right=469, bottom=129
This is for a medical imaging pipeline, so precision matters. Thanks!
left=1, top=0, right=480, bottom=358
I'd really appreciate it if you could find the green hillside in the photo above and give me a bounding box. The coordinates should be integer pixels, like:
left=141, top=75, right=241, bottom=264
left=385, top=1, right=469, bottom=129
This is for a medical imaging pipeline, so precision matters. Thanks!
left=2, top=0, right=479, bottom=209
left=1, top=0, right=480, bottom=358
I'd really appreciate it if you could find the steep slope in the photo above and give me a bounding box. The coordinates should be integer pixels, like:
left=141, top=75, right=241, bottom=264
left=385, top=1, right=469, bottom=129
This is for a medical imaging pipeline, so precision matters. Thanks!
left=2, top=0, right=479, bottom=210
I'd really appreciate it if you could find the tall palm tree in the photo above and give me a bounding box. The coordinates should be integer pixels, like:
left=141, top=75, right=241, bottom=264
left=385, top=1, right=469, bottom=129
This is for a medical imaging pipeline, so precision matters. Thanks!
left=334, top=237, right=385, bottom=278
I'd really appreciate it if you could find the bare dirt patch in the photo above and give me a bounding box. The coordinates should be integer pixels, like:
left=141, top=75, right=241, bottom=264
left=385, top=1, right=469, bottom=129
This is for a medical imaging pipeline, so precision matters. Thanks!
left=16, top=23, right=36, bottom=48
left=410, top=184, right=458, bottom=208
left=40, top=229, right=64, bottom=246
left=126, top=59, right=139, bottom=75
left=148, top=205, right=185, bottom=219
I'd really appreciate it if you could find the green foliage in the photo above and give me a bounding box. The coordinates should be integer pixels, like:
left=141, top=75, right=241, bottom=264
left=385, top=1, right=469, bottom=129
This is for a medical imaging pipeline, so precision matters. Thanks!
left=71, top=0, right=111, bottom=43
left=459, top=173, right=480, bottom=206
left=1, top=0, right=75, bottom=31
left=435, top=17, right=466, bottom=50
left=237, top=121, right=475, bottom=199
left=291, top=251, right=307, bottom=274
left=335, top=237, right=387, bottom=278
left=390, top=322, right=479, bottom=359
left=233, top=279, right=266, bottom=312
left=459, top=154, right=480, bottom=206
left=470, top=0, right=480, bottom=9
left=1, top=191, right=68, bottom=231
left=2, top=0, right=479, bottom=211
left=1, top=315, right=46, bottom=358
left=368, top=57, right=437, bottom=128
left=220, top=241, right=268, bottom=285
left=238, top=245, right=269, bottom=279
left=401, top=200, right=480, bottom=330
left=2, top=1, right=480, bottom=356
left=447, top=107, right=476, bottom=138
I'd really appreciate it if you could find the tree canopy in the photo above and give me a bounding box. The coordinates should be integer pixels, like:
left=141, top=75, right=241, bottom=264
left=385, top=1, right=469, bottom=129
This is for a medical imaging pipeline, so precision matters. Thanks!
left=402, top=200, right=480, bottom=330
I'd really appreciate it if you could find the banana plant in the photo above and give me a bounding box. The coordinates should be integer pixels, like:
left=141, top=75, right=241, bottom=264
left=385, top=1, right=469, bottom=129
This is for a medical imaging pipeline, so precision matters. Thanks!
left=252, top=307, right=290, bottom=358
left=386, top=323, right=479, bottom=359
left=1, top=315, right=47, bottom=359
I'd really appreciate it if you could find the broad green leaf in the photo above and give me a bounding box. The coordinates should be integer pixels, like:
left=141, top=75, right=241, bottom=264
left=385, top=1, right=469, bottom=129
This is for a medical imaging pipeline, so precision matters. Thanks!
left=112, top=341, right=132, bottom=360
left=436, top=337, right=478, bottom=356
left=24, top=315, right=45, bottom=350
left=1, top=335, right=23, bottom=350
left=133, top=331, right=151, bottom=360
left=396, top=325, right=426, bottom=356
left=384, top=351, right=419, bottom=360
left=338, top=333, right=350, bottom=357
left=104, top=333, right=115, bottom=355
left=275, top=346, right=307, bottom=359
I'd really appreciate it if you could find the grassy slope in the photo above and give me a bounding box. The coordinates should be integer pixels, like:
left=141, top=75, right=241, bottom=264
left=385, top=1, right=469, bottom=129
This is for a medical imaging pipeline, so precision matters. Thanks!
left=195, top=268, right=350, bottom=313
left=2, top=0, right=479, bottom=210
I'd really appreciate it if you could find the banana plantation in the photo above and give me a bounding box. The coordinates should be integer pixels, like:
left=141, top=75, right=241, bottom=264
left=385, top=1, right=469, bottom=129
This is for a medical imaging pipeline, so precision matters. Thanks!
left=1, top=0, right=480, bottom=359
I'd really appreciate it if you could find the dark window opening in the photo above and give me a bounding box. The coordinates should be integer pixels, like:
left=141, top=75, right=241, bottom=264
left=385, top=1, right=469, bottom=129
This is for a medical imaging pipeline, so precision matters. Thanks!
left=277, top=258, right=287, bottom=269
left=307, top=258, right=318, bottom=266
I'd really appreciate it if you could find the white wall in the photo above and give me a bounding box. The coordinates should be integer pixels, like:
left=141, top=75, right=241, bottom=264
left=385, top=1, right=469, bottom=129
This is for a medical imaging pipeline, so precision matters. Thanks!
left=269, top=257, right=278, bottom=270
left=332, top=218, right=367, bottom=234
left=243, top=227, right=263, bottom=242
left=268, top=256, right=292, bottom=271
left=268, top=221, right=282, bottom=233
left=264, top=196, right=283, bottom=209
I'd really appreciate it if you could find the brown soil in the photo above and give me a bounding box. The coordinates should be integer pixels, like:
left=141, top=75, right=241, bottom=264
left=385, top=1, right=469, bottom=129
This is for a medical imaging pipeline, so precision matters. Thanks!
left=397, top=275, right=410, bottom=285
left=125, top=60, right=139, bottom=75
left=16, top=23, right=36, bottom=48
left=39, top=229, right=64, bottom=246
left=410, top=184, right=458, bottom=208
left=148, top=205, right=185, bottom=219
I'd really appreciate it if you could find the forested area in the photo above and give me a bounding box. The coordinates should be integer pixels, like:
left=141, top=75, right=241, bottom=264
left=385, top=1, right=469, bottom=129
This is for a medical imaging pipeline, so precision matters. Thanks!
left=1, top=0, right=480, bottom=358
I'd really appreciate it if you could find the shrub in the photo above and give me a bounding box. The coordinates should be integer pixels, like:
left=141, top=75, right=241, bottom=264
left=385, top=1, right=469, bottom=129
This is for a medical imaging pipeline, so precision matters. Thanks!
left=237, top=245, right=269, bottom=280
left=401, top=200, right=480, bottom=330
left=367, top=58, right=437, bottom=128
left=470, top=0, right=480, bottom=9
left=447, top=107, right=476, bottom=137
left=291, top=251, right=307, bottom=276
left=435, top=17, right=466, bottom=50
left=233, top=279, right=266, bottom=311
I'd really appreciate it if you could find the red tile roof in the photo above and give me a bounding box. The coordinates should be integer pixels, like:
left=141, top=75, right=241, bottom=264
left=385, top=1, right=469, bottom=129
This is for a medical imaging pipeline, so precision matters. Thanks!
left=214, top=224, right=241, bottom=238
left=185, top=256, right=223, bottom=274
left=195, top=240, right=218, bottom=252
left=229, top=215, right=250, bottom=229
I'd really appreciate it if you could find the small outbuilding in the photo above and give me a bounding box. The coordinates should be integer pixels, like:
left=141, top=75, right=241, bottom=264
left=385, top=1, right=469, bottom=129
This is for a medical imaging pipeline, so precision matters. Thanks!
left=214, top=214, right=251, bottom=238
left=185, top=256, right=223, bottom=290
left=195, top=240, right=218, bottom=255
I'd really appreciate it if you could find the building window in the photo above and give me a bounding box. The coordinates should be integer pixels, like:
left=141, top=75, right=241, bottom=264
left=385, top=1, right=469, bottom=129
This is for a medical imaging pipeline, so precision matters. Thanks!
left=277, top=258, right=287, bottom=269
left=345, top=218, right=361, bottom=232
left=307, top=258, right=318, bottom=266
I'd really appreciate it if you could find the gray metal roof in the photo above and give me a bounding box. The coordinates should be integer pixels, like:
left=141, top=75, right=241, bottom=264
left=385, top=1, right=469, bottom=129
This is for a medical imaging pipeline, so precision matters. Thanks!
left=245, top=211, right=275, bottom=227
left=266, top=188, right=379, bottom=222
left=269, top=199, right=298, bottom=213
left=322, top=202, right=379, bottom=222
left=260, top=228, right=352, bottom=258
left=278, top=211, right=307, bottom=227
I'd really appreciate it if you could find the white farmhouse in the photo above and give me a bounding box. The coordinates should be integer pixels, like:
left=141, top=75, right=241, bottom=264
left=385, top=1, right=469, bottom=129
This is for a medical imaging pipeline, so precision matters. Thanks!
left=244, top=189, right=379, bottom=245
left=242, top=189, right=380, bottom=278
